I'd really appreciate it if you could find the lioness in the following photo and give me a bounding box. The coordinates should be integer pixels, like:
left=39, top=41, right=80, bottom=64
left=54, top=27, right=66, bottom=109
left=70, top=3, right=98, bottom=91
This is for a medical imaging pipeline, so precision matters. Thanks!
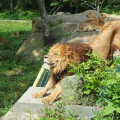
left=32, top=20, right=120, bottom=104
left=86, top=12, right=98, bottom=22
left=79, top=13, right=109, bottom=31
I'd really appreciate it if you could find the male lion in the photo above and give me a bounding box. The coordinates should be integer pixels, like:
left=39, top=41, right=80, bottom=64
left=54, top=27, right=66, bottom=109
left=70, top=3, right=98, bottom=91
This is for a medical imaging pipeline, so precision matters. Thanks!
left=79, top=13, right=109, bottom=31
left=32, top=20, right=120, bottom=104
left=32, top=43, right=92, bottom=104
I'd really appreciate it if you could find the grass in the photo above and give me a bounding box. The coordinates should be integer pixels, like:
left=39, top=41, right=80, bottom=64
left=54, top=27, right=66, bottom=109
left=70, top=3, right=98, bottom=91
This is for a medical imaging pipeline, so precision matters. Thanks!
left=0, top=10, right=39, bottom=20
left=0, top=20, right=42, bottom=116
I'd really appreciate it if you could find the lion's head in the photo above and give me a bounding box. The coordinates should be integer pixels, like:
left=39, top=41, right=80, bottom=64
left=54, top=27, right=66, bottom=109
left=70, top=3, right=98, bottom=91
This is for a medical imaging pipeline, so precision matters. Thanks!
left=44, top=43, right=80, bottom=74
left=86, top=12, right=97, bottom=19
left=44, top=43, right=92, bottom=75
left=100, top=13, right=109, bottom=22
left=86, top=12, right=98, bottom=22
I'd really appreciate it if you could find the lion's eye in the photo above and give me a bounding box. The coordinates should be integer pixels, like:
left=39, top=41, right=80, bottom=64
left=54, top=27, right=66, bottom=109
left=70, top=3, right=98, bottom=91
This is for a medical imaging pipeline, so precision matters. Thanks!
left=49, top=53, right=60, bottom=57
left=54, top=53, right=58, bottom=56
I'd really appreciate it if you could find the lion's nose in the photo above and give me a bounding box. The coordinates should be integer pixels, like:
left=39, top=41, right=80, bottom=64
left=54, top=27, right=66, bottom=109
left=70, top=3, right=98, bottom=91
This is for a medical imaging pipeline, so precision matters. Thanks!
left=44, top=55, right=48, bottom=59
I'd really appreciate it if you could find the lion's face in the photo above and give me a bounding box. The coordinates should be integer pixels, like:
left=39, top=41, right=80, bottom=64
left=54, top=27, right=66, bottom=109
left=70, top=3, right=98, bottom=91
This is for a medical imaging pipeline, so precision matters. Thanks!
left=44, top=43, right=78, bottom=74
left=86, top=12, right=97, bottom=19
left=100, top=13, right=109, bottom=22
left=44, top=43, right=70, bottom=74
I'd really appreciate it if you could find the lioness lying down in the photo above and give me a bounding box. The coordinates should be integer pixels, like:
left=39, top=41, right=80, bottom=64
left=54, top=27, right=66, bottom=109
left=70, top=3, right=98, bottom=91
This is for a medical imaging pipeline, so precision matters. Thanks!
left=32, top=20, right=120, bottom=104
left=79, top=13, right=109, bottom=31
left=86, top=12, right=98, bottom=22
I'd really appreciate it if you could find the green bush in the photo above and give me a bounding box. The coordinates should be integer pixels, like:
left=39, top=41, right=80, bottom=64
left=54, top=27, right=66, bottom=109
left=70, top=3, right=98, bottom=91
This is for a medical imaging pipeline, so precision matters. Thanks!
left=39, top=102, right=76, bottom=120
left=69, top=52, right=120, bottom=119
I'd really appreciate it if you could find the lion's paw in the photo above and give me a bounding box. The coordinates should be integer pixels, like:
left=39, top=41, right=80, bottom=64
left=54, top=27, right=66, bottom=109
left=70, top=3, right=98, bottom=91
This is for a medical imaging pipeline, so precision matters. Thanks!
left=32, top=92, right=44, bottom=98
left=42, top=96, right=54, bottom=105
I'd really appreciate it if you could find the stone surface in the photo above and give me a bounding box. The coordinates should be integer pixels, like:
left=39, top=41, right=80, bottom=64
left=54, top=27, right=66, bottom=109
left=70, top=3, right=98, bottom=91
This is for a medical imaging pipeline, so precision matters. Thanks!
left=15, top=32, right=45, bottom=62
left=61, top=75, right=95, bottom=105
left=61, top=75, right=84, bottom=105
left=2, top=87, right=97, bottom=120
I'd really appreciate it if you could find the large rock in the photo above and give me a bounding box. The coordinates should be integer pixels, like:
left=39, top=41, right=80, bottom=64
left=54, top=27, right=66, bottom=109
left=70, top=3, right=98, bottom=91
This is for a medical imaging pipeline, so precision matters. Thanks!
left=16, top=10, right=120, bottom=62
left=61, top=75, right=95, bottom=105
left=34, top=10, right=100, bottom=43
left=15, top=32, right=45, bottom=62
left=49, top=10, right=99, bottom=42
left=15, top=17, right=45, bottom=62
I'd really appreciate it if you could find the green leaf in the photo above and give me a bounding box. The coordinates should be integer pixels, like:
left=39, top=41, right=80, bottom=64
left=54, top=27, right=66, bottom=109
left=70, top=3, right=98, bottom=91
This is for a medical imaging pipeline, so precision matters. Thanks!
left=116, top=108, right=120, bottom=113
left=116, top=72, right=120, bottom=78
left=103, top=104, right=115, bottom=116
left=83, top=89, right=91, bottom=94
left=112, top=96, right=120, bottom=100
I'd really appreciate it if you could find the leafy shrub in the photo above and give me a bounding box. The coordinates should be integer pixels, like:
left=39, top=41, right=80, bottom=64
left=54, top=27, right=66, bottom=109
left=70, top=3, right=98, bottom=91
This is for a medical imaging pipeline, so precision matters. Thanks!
left=69, top=52, right=120, bottom=119
left=39, top=102, right=76, bottom=120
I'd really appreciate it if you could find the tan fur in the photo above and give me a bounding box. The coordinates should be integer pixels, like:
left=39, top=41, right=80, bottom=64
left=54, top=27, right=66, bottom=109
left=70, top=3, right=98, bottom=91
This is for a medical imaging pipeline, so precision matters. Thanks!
left=32, top=43, right=92, bottom=104
left=79, top=13, right=109, bottom=31
left=86, top=12, right=98, bottom=22
left=100, top=13, right=109, bottom=22
left=89, top=20, right=120, bottom=59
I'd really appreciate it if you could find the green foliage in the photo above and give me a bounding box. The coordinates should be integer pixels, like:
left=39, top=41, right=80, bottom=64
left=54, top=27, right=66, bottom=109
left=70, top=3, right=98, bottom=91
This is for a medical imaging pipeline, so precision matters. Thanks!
left=49, top=0, right=120, bottom=14
left=0, top=20, right=41, bottom=116
left=1, top=0, right=120, bottom=18
left=69, top=52, right=120, bottom=119
left=39, top=102, right=76, bottom=120
left=0, top=10, right=39, bottom=20
left=101, top=6, right=120, bottom=15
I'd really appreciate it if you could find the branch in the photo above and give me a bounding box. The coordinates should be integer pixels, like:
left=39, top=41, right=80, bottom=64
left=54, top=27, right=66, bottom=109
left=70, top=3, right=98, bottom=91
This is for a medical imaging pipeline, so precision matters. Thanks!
left=49, top=0, right=63, bottom=15
left=81, top=0, right=96, bottom=10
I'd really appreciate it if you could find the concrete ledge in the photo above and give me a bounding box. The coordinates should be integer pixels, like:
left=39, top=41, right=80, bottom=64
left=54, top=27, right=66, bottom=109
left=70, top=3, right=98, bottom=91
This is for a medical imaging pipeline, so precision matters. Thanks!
left=2, top=87, right=96, bottom=120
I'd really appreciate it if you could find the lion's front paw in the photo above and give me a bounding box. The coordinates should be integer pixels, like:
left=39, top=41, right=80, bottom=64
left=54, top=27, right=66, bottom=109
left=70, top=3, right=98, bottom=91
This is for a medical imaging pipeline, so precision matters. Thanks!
left=32, top=92, right=44, bottom=98
left=42, top=96, right=54, bottom=105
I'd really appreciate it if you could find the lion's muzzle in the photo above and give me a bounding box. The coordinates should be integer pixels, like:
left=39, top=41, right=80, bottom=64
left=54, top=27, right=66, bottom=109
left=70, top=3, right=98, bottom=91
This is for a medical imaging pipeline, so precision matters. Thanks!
left=44, top=55, right=55, bottom=67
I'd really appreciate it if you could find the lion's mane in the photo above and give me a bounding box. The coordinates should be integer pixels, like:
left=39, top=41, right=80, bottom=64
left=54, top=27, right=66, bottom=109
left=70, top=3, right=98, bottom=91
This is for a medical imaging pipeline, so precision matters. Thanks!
left=48, top=42, right=92, bottom=77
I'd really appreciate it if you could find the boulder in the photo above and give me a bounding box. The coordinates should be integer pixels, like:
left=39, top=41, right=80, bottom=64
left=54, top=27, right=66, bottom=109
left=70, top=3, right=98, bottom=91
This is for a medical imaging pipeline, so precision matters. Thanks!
left=61, top=75, right=95, bottom=105
left=15, top=32, right=45, bottom=62
left=15, top=17, right=45, bottom=62
left=48, top=10, right=99, bottom=42
left=17, top=10, right=118, bottom=62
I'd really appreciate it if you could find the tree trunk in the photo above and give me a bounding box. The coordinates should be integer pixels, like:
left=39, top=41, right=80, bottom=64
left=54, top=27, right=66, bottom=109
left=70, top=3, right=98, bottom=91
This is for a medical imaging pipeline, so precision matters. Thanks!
left=10, top=0, right=13, bottom=13
left=38, top=0, right=50, bottom=44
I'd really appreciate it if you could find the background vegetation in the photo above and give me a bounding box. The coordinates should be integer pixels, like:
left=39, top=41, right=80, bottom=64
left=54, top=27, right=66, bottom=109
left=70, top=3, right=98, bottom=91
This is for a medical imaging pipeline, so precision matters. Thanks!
left=0, top=0, right=120, bottom=20
left=70, top=53, right=120, bottom=119
left=0, top=0, right=120, bottom=119
left=0, top=21, right=42, bottom=116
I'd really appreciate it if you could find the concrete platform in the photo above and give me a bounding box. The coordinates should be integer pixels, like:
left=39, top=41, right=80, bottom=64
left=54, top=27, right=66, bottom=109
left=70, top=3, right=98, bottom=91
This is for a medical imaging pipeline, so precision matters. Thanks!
left=2, top=87, right=97, bottom=120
